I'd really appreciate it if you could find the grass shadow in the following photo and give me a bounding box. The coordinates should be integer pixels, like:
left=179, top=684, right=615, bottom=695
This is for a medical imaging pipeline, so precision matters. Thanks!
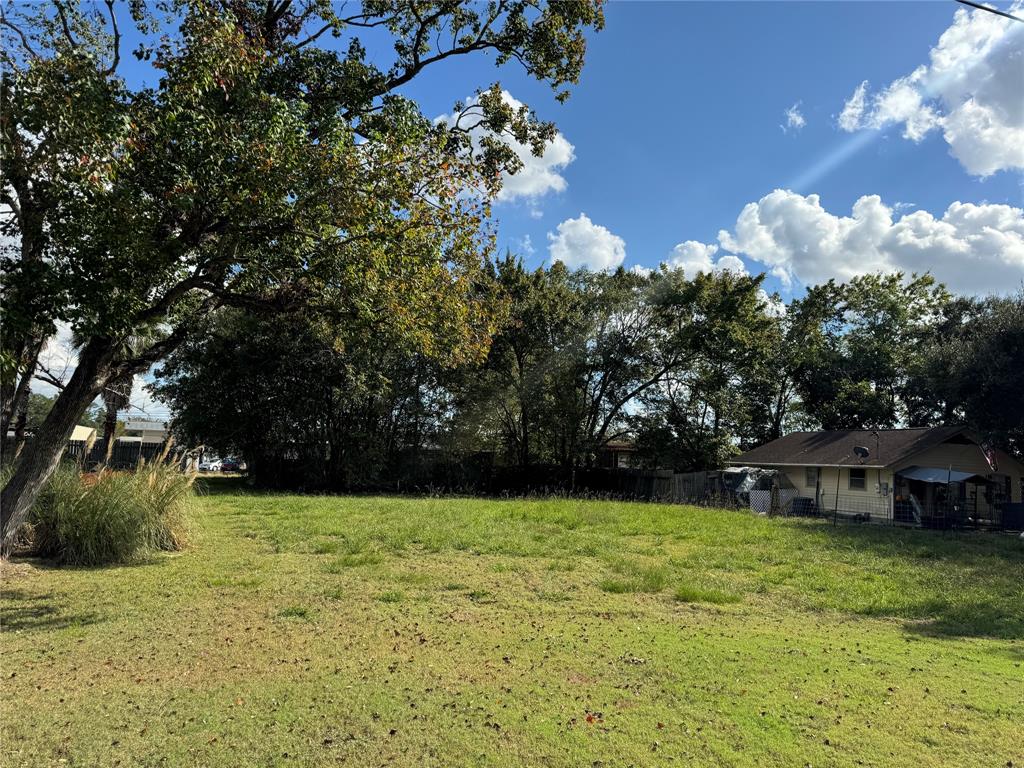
left=194, top=476, right=252, bottom=496
left=0, top=589, right=102, bottom=632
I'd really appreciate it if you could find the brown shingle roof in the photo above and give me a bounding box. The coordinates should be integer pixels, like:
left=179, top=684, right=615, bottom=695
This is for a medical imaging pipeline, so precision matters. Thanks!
left=729, top=426, right=969, bottom=468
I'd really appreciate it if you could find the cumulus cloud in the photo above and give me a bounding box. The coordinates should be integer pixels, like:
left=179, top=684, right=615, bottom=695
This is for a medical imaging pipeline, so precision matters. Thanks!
left=758, top=290, right=788, bottom=318
left=436, top=90, right=575, bottom=201
left=548, top=214, right=626, bottom=270
left=666, top=240, right=748, bottom=276
left=781, top=102, right=806, bottom=133
left=837, top=3, right=1024, bottom=175
left=714, top=189, right=1024, bottom=294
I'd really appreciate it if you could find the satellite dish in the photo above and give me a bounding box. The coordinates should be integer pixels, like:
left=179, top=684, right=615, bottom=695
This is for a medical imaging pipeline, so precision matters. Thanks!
left=853, top=446, right=870, bottom=463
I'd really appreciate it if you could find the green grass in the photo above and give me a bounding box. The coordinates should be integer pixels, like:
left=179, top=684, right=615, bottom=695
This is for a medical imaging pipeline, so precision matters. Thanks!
left=673, top=582, right=741, bottom=604
left=2, top=482, right=1022, bottom=767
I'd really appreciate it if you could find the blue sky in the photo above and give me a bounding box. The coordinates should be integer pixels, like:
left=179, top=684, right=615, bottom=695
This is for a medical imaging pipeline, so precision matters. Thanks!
left=374, top=0, right=1024, bottom=297
left=43, top=1, right=1023, bottom=419
left=110, top=1, right=1023, bottom=298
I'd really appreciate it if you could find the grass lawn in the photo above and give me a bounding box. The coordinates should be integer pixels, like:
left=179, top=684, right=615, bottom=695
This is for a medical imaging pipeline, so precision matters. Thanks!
left=2, top=481, right=1023, bottom=767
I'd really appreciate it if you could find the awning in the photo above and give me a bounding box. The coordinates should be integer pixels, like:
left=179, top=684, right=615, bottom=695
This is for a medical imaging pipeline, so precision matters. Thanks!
left=897, top=466, right=985, bottom=484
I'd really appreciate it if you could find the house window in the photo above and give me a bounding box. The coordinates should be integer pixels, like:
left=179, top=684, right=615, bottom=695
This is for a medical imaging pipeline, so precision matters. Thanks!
left=805, top=467, right=818, bottom=488
left=849, top=468, right=866, bottom=490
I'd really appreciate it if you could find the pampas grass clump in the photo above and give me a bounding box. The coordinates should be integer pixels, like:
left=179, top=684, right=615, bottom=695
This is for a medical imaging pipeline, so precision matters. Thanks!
left=29, top=461, right=195, bottom=565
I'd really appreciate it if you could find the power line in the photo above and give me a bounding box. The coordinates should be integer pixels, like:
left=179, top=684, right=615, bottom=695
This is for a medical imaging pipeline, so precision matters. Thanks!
left=955, top=0, right=1024, bottom=23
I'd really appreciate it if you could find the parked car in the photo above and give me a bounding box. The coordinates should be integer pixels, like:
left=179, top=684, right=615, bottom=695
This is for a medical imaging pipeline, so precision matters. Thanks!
left=220, top=458, right=242, bottom=472
left=198, top=459, right=222, bottom=472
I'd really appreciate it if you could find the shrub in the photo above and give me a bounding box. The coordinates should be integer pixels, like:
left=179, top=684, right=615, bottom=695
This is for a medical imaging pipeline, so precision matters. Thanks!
left=29, top=462, right=195, bottom=565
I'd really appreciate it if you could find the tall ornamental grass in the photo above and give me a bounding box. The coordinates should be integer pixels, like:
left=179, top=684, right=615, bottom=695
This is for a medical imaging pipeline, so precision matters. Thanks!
left=27, top=461, right=195, bottom=565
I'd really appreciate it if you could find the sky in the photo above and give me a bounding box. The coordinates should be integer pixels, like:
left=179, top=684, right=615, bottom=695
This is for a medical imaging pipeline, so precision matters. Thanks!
left=375, top=0, right=1024, bottom=297
left=34, top=0, right=1024, bottom=419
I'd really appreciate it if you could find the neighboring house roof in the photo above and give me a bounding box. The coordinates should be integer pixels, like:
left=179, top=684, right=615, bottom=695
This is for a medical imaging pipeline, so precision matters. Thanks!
left=603, top=440, right=637, bottom=451
left=70, top=425, right=97, bottom=443
left=728, top=426, right=971, bottom=469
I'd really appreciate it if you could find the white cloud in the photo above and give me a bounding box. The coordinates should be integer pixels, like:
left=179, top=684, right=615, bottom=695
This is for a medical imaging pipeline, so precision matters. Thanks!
left=838, top=80, right=868, bottom=131
left=758, top=289, right=787, bottom=318
left=667, top=240, right=748, bottom=276
left=436, top=90, right=575, bottom=202
left=35, top=322, right=76, bottom=396
left=838, top=3, right=1024, bottom=175
left=782, top=102, right=806, bottom=133
left=548, top=213, right=626, bottom=270
left=516, top=234, right=535, bottom=256
left=129, top=374, right=170, bottom=419
left=715, top=189, right=1024, bottom=294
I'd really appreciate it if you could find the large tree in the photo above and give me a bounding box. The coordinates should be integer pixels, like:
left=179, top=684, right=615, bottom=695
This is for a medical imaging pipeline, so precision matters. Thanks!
left=788, top=273, right=950, bottom=430
left=453, top=254, right=584, bottom=466
left=0, top=0, right=603, bottom=548
left=630, top=269, right=778, bottom=471
left=906, top=291, right=1024, bottom=455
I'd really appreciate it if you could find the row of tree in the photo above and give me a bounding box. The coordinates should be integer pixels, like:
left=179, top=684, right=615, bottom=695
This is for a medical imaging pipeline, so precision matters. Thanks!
left=0, top=0, right=604, bottom=547
left=155, top=258, right=1024, bottom=490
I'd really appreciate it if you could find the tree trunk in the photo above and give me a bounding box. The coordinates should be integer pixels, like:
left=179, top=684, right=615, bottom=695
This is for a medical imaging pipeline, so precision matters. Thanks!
left=0, top=340, right=111, bottom=554
left=12, top=393, right=29, bottom=460
left=103, top=403, right=118, bottom=465
left=1, top=335, right=44, bottom=438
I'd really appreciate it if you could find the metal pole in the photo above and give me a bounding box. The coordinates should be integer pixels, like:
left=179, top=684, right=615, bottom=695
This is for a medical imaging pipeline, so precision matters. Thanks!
left=833, top=467, right=840, bottom=526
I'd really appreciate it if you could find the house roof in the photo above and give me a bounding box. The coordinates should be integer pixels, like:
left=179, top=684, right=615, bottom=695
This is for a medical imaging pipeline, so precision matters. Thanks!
left=728, top=426, right=970, bottom=468
left=70, top=425, right=96, bottom=443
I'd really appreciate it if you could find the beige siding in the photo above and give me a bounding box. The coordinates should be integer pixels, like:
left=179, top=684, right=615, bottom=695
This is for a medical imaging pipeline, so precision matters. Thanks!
left=777, top=464, right=894, bottom=520
left=756, top=440, right=1023, bottom=521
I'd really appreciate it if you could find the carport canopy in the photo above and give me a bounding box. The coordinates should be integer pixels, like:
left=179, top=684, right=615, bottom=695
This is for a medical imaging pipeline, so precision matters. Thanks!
left=896, top=466, right=986, bottom=484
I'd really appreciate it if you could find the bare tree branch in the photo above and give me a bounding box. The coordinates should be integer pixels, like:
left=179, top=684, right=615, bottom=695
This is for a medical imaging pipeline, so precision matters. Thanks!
left=101, top=0, right=120, bottom=75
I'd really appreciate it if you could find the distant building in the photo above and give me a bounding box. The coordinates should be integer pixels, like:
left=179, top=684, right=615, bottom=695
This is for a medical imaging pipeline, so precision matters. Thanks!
left=69, top=425, right=97, bottom=445
left=598, top=439, right=638, bottom=469
left=122, top=420, right=169, bottom=444
left=730, top=426, right=1023, bottom=526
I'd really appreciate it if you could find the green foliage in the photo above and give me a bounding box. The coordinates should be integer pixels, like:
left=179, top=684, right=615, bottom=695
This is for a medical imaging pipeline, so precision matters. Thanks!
left=24, top=393, right=104, bottom=433
left=789, top=273, right=950, bottom=430
left=27, top=463, right=194, bottom=566
left=906, top=291, right=1024, bottom=454
left=1, top=0, right=604, bottom=537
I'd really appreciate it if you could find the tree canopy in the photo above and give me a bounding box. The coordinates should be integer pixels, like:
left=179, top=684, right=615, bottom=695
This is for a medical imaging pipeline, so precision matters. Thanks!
left=0, top=0, right=604, bottom=547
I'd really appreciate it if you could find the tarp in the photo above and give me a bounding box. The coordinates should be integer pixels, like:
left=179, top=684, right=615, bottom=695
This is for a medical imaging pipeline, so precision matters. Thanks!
left=897, top=466, right=984, bottom=484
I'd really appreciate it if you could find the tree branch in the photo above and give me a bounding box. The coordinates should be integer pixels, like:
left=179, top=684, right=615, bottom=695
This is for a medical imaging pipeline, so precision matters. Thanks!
left=101, top=0, right=120, bottom=76
left=0, top=11, right=40, bottom=60
left=52, top=1, right=78, bottom=49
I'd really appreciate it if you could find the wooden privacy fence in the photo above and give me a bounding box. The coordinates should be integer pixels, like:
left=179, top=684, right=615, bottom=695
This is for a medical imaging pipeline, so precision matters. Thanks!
left=64, top=439, right=177, bottom=470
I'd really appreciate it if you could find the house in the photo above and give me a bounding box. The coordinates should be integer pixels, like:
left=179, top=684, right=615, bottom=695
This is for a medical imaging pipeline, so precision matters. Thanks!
left=69, top=425, right=97, bottom=447
left=121, top=420, right=169, bottom=444
left=598, top=439, right=639, bottom=469
left=729, top=426, right=1024, bottom=527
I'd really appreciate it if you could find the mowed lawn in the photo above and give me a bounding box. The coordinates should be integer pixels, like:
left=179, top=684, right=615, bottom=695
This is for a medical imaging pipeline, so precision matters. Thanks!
left=2, top=483, right=1023, bottom=767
